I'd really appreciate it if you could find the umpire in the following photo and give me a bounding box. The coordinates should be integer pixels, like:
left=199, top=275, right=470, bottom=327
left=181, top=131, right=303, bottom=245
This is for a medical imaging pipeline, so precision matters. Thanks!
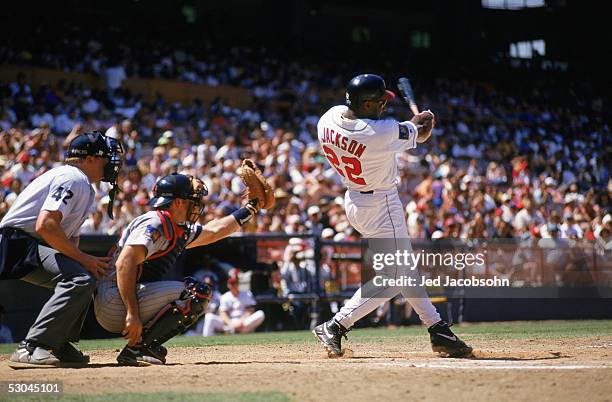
left=0, top=131, right=123, bottom=367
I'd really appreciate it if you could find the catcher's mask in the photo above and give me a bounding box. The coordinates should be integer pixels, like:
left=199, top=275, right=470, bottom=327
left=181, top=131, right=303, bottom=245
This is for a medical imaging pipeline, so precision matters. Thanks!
left=68, top=131, right=124, bottom=219
left=149, top=173, right=208, bottom=225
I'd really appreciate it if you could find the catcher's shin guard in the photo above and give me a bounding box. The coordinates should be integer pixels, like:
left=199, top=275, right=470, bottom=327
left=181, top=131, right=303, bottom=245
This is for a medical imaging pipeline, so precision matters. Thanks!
left=140, top=277, right=212, bottom=348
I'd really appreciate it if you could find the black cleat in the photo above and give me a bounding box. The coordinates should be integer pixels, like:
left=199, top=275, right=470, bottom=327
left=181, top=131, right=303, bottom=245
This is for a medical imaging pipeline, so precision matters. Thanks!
left=428, top=321, right=473, bottom=358
left=117, top=344, right=167, bottom=366
left=312, top=319, right=350, bottom=357
left=55, top=342, right=90, bottom=366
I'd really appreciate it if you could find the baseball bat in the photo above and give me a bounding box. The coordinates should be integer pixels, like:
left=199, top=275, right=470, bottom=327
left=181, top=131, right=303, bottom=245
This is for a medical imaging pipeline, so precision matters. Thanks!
left=397, top=77, right=420, bottom=116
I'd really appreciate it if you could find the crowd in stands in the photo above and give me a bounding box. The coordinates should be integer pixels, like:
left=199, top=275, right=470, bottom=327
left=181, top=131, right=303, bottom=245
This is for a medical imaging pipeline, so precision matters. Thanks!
left=1, top=35, right=610, bottom=290
left=0, top=25, right=342, bottom=106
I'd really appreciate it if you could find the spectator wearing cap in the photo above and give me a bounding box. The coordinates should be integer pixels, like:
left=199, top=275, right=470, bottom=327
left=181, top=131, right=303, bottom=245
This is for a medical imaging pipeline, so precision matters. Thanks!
left=305, top=205, right=322, bottom=235
left=513, top=199, right=544, bottom=232
left=3, top=178, right=23, bottom=209
left=160, top=130, right=176, bottom=147
left=280, top=238, right=312, bottom=328
left=157, top=136, right=170, bottom=148
left=281, top=239, right=311, bottom=294
left=10, top=153, right=36, bottom=186
left=202, top=275, right=265, bottom=336
left=537, top=223, right=569, bottom=284
left=285, top=214, right=302, bottom=235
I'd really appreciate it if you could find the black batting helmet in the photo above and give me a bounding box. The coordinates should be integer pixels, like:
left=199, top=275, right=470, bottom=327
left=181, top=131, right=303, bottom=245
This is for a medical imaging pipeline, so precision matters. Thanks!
left=345, top=74, right=395, bottom=110
left=149, top=174, right=208, bottom=224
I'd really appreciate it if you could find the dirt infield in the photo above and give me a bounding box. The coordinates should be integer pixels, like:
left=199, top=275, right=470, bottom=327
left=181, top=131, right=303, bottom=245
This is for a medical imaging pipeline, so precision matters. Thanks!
left=2, top=334, right=611, bottom=402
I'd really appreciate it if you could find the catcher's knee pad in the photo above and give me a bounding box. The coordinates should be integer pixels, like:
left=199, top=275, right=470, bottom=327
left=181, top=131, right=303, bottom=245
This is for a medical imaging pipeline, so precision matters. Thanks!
left=140, top=277, right=212, bottom=347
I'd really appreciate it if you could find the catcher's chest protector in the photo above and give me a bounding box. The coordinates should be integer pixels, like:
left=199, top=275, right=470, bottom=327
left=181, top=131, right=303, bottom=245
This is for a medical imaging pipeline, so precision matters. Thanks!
left=138, top=210, right=191, bottom=282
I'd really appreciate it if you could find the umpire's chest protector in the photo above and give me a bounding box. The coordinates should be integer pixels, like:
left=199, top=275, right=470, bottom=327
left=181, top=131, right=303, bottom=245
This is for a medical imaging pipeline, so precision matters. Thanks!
left=138, top=211, right=190, bottom=282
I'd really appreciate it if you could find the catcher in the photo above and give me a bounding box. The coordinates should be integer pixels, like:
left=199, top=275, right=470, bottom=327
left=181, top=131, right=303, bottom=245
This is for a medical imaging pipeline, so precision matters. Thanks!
left=94, top=161, right=273, bottom=365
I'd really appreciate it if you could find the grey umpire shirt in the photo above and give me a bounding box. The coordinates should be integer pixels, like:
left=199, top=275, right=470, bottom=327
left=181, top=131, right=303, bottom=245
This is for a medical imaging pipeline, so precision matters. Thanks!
left=0, top=165, right=95, bottom=238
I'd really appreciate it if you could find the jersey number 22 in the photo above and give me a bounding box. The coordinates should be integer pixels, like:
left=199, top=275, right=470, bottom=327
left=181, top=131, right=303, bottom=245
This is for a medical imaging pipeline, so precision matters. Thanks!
left=322, top=145, right=366, bottom=185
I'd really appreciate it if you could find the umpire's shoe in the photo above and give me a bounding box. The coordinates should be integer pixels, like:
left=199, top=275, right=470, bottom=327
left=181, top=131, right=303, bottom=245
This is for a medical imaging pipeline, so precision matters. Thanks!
left=313, top=319, right=350, bottom=358
left=117, top=344, right=167, bottom=366
left=55, top=342, right=90, bottom=365
left=428, top=321, right=473, bottom=358
left=9, top=340, right=60, bottom=367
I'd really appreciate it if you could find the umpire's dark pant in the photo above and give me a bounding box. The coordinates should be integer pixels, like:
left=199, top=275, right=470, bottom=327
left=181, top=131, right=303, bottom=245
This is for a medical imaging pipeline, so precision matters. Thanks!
left=0, top=228, right=96, bottom=349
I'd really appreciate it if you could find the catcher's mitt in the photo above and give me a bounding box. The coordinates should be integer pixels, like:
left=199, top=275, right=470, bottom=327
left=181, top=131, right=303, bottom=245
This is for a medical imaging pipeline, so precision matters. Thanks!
left=239, top=159, right=275, bottom=210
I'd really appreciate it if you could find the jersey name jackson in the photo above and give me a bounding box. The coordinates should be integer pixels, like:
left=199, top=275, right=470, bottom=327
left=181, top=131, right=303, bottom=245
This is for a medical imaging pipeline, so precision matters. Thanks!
left=317, top=105, right=418, bottom=192
left=319, top=127, right=367, bottom=158
left=319, top=126, right=367, bottom=186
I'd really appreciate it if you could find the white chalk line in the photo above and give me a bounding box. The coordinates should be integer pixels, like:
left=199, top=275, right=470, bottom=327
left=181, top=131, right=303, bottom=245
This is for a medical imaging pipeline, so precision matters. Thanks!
left=375, top=361, right=611, bottom=370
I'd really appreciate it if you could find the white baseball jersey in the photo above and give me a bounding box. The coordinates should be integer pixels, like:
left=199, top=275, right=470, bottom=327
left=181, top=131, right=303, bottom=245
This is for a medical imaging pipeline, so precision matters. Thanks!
left=219, top=290, right=256, bottom=320
left=318, top=105, right=442, bottom=330
left=0, top=165, right=95, bottom=239
left=317, top=105, right=418, bottom=192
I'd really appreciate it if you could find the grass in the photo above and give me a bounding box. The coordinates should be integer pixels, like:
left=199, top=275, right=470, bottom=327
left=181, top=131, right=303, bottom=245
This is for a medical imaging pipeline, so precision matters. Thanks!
left=1, top=320, right=611, bottom=354
left=3, top=321, right=611, bottom=402
left=2, top=391, right=290, bottom=402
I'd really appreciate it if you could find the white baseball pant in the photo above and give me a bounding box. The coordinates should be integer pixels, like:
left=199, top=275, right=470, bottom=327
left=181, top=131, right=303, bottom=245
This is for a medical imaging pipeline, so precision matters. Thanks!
left=333, top=188, right=441, bottom=328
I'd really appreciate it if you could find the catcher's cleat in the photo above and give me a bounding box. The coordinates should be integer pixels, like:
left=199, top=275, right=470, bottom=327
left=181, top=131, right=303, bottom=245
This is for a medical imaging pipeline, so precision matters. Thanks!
left=313, top=319, right=350, bottom=357
left=9, top=340, right=60, bottom=368
left=428, top=321, right=473, bottom=358
left=117, top=344, right=167, bottom=366
left=55, top=342, right=90, bottom=365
